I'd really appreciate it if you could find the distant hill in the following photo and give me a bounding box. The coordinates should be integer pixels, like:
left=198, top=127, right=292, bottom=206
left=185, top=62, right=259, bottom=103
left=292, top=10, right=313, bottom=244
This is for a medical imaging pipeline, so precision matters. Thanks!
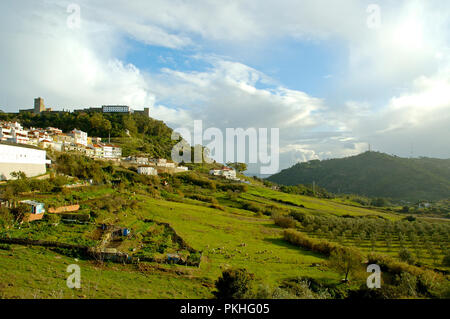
left=267, top=152, right=450, bottom=201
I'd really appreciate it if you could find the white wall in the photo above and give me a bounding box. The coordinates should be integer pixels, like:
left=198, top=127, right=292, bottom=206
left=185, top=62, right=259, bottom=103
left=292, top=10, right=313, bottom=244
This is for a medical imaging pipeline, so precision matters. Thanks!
left=0, top=144, right=47, bottom=164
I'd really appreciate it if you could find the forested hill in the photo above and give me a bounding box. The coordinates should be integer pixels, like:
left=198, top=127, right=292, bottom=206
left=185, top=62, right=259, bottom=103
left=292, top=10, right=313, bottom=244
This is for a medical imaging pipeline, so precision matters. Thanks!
left=0, top=111, right=178, bottom=158
left=267, top=151, right=450, bottom=201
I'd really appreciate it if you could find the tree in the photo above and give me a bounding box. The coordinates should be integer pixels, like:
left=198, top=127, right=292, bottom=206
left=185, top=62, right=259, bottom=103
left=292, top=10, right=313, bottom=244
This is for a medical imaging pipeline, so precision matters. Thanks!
left=11, top=204, right=28, bottom=223
left=371, top=197, right=389, bottom=207
left=328, top=247, right=363, bottom=282
left=214, top=268, right=255, bottom=299
left=0, top=207, right=13, bottom=228
left=10, top=171, right=26, bottom=180
left=226, top=162, right=247, bottom=173
left=398, top=248, right=415, bottom=265
left=442, top=252, right=450, bottom=267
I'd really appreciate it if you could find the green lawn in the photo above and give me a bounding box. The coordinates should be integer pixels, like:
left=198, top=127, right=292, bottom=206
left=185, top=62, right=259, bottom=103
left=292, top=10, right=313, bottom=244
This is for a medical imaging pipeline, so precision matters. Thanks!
left=0, top=245, right=212, bottom=299
left=138, top=196, right=340, bottom=286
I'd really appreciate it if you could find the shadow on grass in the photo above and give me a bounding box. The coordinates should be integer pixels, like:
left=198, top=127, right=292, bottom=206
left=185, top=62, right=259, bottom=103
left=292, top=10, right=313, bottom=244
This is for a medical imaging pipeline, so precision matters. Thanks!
left=263, top=237, right=326, bottom=259
left=261, top=223, right=280, bottom=229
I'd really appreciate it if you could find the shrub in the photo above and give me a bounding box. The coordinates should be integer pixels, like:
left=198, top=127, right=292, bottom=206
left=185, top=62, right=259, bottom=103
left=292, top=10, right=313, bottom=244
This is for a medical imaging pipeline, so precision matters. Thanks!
left=176, top=172, right=216, bottom=190
left=289, top=211, right=306, bottom=222
left=442, top=252, right=450, bottom=267
left=186, top=194, right=217, bottom=204
left=0, top=244, right=11, bottom=251
left=394, top=272, right=418, bottom=297
left=367, top=251, right=443, bottom=295
left=45, top=213, right=61, bottom=224
left=214, top=268, right=255, bottom=299
left=398, top=248, right=415, bottom=265
left=217, top=183, right=248, bottom=193
left=283, top=229, right=342, bottom=256
left=273, top=214, right=296, bottom=229
left=370, top=197, right=389, bottom=207
left=241, top=201, right=263, bottom=214
left=0, top=207, right=13, bottom=227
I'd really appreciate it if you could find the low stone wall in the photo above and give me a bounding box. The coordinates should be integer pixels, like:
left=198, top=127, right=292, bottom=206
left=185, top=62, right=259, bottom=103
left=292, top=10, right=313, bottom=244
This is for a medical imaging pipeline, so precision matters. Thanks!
left=48, top=204, right=80, bottom=213
left=23, top=213, right=45, bottom=222
left=0, top=237, right=88, bottom=251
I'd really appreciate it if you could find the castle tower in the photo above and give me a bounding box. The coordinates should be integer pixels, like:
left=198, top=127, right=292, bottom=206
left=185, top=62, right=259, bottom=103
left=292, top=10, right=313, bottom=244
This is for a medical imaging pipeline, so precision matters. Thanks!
left=34, top=97, right=45, bottom=113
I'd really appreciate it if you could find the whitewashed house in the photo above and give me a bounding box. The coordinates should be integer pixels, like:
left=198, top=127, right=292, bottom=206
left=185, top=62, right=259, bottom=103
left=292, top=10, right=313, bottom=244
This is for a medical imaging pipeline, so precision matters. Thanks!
left=209, top=167, right=237, bottom=180
left=69, top=129, right=88, bottom=146
left=137, top=165, right=158, bottom=176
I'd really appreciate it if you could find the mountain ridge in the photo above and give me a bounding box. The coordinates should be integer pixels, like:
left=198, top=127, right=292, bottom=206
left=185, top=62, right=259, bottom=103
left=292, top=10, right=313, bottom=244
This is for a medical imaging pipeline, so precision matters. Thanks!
left=267, top=151, right=450, bottom=201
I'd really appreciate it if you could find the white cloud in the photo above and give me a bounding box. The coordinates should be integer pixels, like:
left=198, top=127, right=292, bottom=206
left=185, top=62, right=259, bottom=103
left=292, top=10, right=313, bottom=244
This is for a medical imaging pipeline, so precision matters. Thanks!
left=1, top=0, right=449, bottom=173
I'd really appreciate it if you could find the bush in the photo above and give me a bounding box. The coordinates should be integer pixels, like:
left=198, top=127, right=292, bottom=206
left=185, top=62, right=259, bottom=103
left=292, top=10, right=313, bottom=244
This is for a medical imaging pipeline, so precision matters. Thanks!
left=217, top=183, right=248, bottom=193
left=187, top=252, right=202, bottom=265
left=45, top=213, right=61, bottom=224
left=394, top=272, right=418, bottom=297
left=442, top=253, right=450, bottom=267
left=0, top=207, right=14, bottom=227
left=273, top=214, right=296, bottom=229
left=347, top=285, right=399, bottom=299
left=283, top=229, right=342, bottom=257
left=214, top=268, right=255, bottom=299
left=367, top=251, right=443, bottom=296
left=398, top=248, right=415, bottom=265
left=176, top=172, right=216, bottom=190
left=241, top=201, right=264, bottom=214
left=370, top=198, right=389, bottom=207
left=186, top=194, right=217, bottom=204
left=0, top=244, right=11, bottom=251
left=289, top=211, right=306, bottom=222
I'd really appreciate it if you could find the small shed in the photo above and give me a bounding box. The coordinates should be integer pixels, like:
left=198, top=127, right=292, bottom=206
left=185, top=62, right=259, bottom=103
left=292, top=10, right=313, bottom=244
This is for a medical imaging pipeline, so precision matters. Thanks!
left=167, top=253, right=181, bottom=263
left=20, top=200, right=45, bottom=222
left=20, top=200, right=45, bottom=214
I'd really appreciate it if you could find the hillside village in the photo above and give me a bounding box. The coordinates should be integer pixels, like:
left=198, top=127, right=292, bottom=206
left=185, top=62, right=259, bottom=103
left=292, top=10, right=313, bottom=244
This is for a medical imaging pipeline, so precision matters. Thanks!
left=0, top=97, right=202, bottom=181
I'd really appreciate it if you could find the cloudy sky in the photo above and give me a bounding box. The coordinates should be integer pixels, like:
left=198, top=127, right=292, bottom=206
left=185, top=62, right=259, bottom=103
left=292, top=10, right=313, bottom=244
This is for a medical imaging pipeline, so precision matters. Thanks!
left=1, top=0, right=449, bottom=174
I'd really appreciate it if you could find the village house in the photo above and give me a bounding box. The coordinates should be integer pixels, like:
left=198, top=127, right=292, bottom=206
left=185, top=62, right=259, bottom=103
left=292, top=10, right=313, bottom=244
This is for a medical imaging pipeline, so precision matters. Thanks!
left=126, top=156, right=149, bottom=165
left=69, top=129, right=88, bottom=146
left=137, top=165, right=158, bottom=176
left=209, top=167, right=238, bottom=180
left=0, top=121, right=29, bottom=144
left=174, top=166, right=189, bottom=172
left=150, top=158, right=176, bottom=168
left=101, top=144, right=122, bottom=159
left=89, top=144, right=104, bottom=158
